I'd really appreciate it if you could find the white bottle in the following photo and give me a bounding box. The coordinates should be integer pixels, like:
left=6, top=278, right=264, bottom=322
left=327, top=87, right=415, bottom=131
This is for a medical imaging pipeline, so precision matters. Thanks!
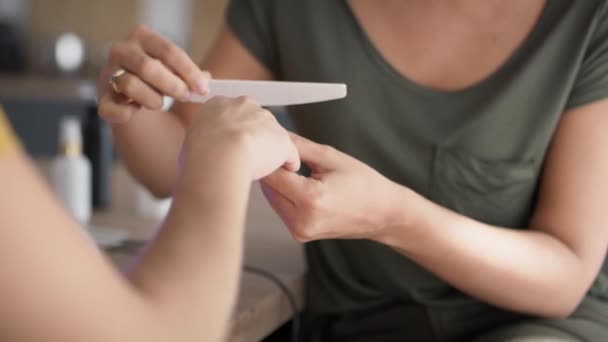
left=50, top=117, right=92, bottom=225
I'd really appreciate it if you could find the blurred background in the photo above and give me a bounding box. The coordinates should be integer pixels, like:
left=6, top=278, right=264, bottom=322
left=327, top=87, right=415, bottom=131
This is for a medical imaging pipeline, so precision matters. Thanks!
left=0, top=0, right=236, bottom=220
left=0, top=5, right=300, bottom=339
left=0, top=0, right=227, bottom=156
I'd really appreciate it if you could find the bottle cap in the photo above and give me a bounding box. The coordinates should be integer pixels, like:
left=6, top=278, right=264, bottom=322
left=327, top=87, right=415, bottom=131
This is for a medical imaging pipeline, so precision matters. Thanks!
left=59, top=116, right=82, bottom=146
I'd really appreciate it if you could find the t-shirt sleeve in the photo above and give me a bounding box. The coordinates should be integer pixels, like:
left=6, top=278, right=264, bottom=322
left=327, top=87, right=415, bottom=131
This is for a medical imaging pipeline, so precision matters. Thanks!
left=226, top=0, right=280, bottom=76
left=566, top=2, right=608, bottom=109
left=0, top=107, right=19, bottom=157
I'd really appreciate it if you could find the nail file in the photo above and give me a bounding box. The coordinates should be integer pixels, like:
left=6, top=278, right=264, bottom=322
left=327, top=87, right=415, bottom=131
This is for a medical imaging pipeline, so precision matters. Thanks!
left=186, top=79, right=347, bottom=106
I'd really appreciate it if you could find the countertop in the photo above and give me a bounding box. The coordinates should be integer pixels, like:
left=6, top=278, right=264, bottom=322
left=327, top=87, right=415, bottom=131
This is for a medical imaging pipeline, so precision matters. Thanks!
left=42, top=162, right=307, bottom=342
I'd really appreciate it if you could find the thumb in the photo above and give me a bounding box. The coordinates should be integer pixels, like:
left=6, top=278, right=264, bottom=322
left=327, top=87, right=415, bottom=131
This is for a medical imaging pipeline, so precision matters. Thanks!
left=288, top=132, right=340, bottom=170
left=282, top=135, right=301, bottom=173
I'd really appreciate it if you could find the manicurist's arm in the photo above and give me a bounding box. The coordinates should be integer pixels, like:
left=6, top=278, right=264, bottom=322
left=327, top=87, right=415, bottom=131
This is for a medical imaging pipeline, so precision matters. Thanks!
left=261, top=99, right=608, bottom=318
left=378, top=100, right=608, bottom=318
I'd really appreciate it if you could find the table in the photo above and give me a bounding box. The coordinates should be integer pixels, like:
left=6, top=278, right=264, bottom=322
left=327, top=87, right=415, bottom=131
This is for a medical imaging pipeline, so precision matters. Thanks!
left=91, top=166, right=307, bottom=342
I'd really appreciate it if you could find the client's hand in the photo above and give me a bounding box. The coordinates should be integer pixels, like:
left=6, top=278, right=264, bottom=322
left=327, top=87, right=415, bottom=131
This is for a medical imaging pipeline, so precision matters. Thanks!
left=181, top=96, right=300, bottom=181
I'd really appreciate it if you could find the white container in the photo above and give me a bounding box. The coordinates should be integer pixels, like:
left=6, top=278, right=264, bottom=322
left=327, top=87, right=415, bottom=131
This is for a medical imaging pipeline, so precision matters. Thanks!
left=50, top=117, right=92, bottom=225
left=135, top=184, right=172, bottom=220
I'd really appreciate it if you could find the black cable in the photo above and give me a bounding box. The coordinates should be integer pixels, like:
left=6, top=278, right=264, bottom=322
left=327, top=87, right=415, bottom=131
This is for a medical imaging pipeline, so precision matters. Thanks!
left=243, top=265, right=300, bottom=342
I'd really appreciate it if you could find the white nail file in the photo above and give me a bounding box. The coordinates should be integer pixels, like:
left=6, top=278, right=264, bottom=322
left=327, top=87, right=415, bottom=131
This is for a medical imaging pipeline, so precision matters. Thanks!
left=186, top=79, right=347, bottom=106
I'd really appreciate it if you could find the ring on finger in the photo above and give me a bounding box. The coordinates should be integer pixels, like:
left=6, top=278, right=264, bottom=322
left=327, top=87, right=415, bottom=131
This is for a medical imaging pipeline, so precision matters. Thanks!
left=109, top=68, right=134, bottom=103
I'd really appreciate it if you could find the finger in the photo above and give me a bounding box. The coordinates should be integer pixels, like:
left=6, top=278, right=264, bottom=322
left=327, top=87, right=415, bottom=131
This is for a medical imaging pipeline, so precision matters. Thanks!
left=260, top=111, right=300, bottom=172
left=282, top=132, right=301, bottom=172
left=109, top=41, right=191, bottom=100
left=111, top=70, right=164, bottom=109
left=283, top=137, right=301, bottom=172
left=260, top=182, right=300, bottom=234
left=97, top=92, right=141, bottom=123
left=261, top=182, right=329, bottom=243
left=288, top=132, right=340, bottom=170
left=132, top=25, right=210, bottom=94
left=262, top=167, right=314, bottom=202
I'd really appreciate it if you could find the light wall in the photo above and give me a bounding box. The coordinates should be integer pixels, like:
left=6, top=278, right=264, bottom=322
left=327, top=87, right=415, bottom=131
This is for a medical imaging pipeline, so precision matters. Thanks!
left=191, top=0, right=227, bottom=60
left=25, top=0, right=228, bottom=74
left=28, top=0, right=139, bottom=49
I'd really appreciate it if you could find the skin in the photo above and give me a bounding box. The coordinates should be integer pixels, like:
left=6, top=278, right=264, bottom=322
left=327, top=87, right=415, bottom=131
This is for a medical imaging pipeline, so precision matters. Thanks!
left=0, top=95, right=299, bottom=342
left=101, top=26, right=274, bottom=197
left=99, top=0, right=608, bottom=320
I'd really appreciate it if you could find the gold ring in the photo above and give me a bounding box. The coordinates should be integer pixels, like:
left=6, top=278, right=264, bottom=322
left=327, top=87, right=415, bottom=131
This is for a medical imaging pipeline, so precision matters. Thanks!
left=109, top=68, right=127, bottom=93
left=109, top=68, right=134, bottom=103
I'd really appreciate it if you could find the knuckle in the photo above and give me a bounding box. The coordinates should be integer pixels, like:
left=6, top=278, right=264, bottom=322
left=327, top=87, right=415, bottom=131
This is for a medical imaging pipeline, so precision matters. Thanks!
left=138, top=57, right=159, bottom=76
left=302, top=187, right=325, bottom=210
left=291, top=231, right=309, bottom=243
left=261, top=108, right=275, bottom=118
left=318, top=144, right=336, bottom=158
left=302, top=197, right=319, bottom=211
left=237, top=95, right=250, bottom=105
left=169, top=47, right=188, bottom=67
left=159, top=41, right=178, bottom=59
left=108, top=42, right=124, bottom=62
left=169, top=80, right=187, bottom=96
left=245, top=96, right=259, bottom=106
left=242, top=96, right=263, bottom=111
left=290, top=221, right=315, bottom=242
left=282, top=130, right=294, bottom=145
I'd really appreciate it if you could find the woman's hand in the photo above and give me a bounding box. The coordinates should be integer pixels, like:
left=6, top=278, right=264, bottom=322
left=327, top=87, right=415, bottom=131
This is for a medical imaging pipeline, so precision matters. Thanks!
left=98, top=25, right=210, bottom=123
left=261, top=133, right=405, bottom=242
left=181, top=96, right=300, bottom=181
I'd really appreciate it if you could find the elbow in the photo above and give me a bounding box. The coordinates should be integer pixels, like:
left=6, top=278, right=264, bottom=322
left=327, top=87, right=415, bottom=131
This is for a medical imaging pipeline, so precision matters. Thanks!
left=130, top=172, right=173, bottom=199
left=528, top=233, right=597, bottom=319
left=536, top=281, right=588, bottom=319
left=146, top=183, right=173, bottom=200
left=541, top=301, right=578, bottom=320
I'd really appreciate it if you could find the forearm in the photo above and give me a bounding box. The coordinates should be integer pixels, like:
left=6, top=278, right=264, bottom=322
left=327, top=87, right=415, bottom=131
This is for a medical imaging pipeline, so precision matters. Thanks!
left=378, top=187, right=587, bottom=318
left=0, top=149, right=251, bottom=342
left=111, top=108, right=186, bottom=198
left=129, top=145, right=251, bottom=341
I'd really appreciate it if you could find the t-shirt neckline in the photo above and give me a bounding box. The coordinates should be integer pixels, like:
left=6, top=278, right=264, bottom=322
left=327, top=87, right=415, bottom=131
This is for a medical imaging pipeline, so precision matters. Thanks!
left=340, top=0, right=557, bottom=98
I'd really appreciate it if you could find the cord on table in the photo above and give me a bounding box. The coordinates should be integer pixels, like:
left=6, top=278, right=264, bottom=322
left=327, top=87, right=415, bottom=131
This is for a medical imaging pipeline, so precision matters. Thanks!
left=243, top=265, right=300, bottom=342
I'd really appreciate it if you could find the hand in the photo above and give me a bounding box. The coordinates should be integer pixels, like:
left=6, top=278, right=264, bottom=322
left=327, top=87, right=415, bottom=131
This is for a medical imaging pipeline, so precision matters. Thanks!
left=261, top=133, right=403, bottom=242
left=181, top=96, right=300, bottom=181
left=98, top=25, right=210, bottom=123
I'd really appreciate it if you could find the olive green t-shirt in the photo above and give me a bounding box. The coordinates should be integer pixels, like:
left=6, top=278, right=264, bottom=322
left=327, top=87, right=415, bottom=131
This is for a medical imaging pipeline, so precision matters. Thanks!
left=228, top=0, right=608, bottom=339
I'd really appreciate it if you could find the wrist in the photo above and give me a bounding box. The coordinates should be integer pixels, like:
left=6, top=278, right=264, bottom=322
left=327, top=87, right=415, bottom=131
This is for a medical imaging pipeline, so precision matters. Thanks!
left=373, top=183, right=430, bottom=252
left=171, top=140, right=252, bottom=233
